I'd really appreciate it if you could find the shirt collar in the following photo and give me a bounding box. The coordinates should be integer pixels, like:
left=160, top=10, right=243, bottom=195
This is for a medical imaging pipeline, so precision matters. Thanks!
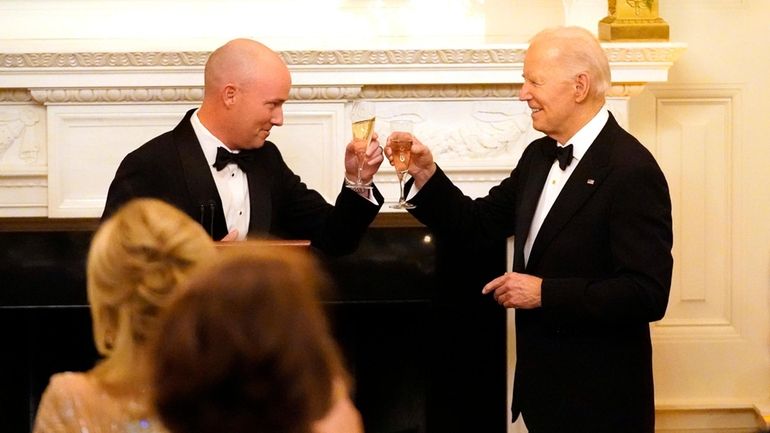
left=559, top=107, right=609, bottom=162
left=190, top=108, right=238, bottom=167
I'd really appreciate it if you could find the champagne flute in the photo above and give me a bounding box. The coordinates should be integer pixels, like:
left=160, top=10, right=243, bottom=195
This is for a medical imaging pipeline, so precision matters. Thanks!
left=347, top=101, right=376, bottom=190
left=387, top=120, right=416, bottom=209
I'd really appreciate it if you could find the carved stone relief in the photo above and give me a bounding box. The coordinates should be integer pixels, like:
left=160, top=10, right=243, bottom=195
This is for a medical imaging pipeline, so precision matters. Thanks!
left=371, top=100, right=539, bottom=166
left=0, top=106, right=43, bottom=167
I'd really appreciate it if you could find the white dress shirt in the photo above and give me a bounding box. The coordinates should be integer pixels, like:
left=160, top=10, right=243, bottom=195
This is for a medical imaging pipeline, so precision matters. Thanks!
left=190, top=110, right=250, bottom=241
left=523, top=107, right=609, bottom=266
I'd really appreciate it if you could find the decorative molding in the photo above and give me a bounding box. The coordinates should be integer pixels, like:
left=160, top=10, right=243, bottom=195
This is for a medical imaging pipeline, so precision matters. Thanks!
left=0, top=174, right=47, bottom=217
left=280, top=49, right=528, bottom=66
left=27, top=86, right=364, bottom=103
left=13, top=84, right=652, bottom=104
left=362, top=84, right=519, bottom=99
left=606, top=84, right=647, bottom=97
left=647, top=84, right=743, bottom=339
left=656, top=405, right=762, bottom=433
left=0, top=89, right=33, bottom=103
left=30, top=88, right=204, bottom=104
left=0, top=175, right=46, bottom=186
left=10, top=84, right=650, bottom=103
left=0, top=52, right=210, bottom=68
left=290, top=86, right=362, bottom=100
left=0, top=44, right=685, bottom=88
left=602, top=45, right=683, bottom=62
left=0, top=46, right=686, bottom=69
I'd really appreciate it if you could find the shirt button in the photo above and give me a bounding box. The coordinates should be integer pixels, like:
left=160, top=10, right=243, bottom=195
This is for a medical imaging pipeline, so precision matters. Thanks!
left=239, top=211, right=243, bottom=215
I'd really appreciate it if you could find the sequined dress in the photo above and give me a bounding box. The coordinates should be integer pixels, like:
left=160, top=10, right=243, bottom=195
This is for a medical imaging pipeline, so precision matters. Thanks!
left=33, top=372, right=168, bottom=433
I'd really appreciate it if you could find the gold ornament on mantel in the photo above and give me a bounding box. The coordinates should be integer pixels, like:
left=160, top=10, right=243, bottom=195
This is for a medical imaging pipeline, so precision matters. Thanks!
left=599, top=0, right=670, bottom=41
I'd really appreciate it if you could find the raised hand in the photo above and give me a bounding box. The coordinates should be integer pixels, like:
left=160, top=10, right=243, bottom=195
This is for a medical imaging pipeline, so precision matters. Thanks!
left=345, top=132, right=384, bottom=184
left=385, top=133, right=436, bottom=189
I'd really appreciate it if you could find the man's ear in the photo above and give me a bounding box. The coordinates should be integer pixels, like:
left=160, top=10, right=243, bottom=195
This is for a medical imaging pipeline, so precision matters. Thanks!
left=574, top=72, right=591, bottom=103
left=223, top=84, right=237, bottom=107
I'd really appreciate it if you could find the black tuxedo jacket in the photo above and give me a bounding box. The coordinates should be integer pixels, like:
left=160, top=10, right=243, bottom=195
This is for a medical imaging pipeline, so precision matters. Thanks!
left=103, top=109, right=383, bottom=256
left=408, top=113, right=672, bottom=433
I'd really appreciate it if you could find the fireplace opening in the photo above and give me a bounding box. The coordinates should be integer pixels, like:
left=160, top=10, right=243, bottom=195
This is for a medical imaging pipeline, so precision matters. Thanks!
left=0, top=216, right=507, bottom=433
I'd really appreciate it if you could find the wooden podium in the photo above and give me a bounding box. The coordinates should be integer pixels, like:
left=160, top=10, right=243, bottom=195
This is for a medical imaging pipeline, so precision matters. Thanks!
left=214, top=239, right=311, bottom=251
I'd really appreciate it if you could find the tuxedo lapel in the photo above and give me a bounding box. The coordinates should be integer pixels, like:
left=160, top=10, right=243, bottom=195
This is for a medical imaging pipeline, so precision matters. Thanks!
left=243, top=149, right=272, bottom=234
left=172, top=110, right=228, bottom=239
left=526, top=115, right=617, bottom=269
left=513, top=139, right=557, bottom=272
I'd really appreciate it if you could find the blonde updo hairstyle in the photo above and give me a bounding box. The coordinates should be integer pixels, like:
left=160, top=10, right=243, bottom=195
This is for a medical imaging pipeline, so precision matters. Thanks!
left=87, top=198, right=215, bottom=357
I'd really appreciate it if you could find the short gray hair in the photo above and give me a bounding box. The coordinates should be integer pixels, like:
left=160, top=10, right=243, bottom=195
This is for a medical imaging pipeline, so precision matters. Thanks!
left=530, top=26, right=611, bottom=98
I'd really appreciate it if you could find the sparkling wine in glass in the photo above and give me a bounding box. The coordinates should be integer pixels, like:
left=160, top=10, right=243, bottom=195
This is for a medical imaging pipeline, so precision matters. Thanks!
left=388, top=120, right=415, bottom=209
left=348, top=101, right=375, bottom=190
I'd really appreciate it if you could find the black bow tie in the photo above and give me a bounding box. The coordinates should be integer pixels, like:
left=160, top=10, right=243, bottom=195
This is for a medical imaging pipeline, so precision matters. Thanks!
left=553, top=144, right=574, bottom=170
left=213, top=147, right=254, bottom=171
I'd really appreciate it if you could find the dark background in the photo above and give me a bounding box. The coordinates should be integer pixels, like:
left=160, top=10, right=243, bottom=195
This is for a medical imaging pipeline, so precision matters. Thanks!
left=0, top=215, right=507, bottom=433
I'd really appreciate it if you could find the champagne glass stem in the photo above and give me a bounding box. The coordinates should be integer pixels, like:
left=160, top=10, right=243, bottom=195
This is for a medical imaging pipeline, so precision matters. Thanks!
left=357, top=161, right=365, bottom=184
left=390, top=171, right=415, bottom=209
left=389, top=171, right=414, bottom=209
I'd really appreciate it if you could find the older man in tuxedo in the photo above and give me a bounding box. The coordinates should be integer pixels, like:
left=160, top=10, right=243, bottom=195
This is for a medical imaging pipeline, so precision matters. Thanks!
left=395, top=27, right=673, bottom=433
left=103, top=38, right=384, bottom=255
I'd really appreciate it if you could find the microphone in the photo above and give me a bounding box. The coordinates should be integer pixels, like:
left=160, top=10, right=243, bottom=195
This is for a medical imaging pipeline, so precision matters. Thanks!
left=199, top=200, right=217, bottom=238
left=208, top=200, right=216, bottom=238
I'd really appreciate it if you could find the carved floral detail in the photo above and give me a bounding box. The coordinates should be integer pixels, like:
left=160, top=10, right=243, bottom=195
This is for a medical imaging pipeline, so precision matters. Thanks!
left=0, top=108, right=40, bottom=162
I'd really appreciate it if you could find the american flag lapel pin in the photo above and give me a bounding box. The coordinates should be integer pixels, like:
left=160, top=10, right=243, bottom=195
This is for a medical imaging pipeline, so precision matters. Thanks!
left=586, top=179, right=595, bottom=185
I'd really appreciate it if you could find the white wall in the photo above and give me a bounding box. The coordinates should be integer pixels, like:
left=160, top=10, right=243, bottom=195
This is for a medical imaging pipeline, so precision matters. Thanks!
left=630, top=2, right=770, bottom=431
left=0, top=0, right=566, bottom=52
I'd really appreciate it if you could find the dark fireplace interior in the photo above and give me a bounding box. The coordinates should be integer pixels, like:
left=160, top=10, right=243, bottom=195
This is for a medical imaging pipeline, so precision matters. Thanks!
left=0, top=215, right=508, bottom=433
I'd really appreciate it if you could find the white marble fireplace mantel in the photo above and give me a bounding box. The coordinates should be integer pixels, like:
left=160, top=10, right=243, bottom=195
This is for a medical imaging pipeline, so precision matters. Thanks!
left=0, top=43, right=685, bottom=217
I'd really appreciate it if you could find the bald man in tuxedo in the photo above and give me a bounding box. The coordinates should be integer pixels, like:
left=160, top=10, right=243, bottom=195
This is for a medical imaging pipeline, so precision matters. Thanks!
left=103, top=39, right=384, bottom=255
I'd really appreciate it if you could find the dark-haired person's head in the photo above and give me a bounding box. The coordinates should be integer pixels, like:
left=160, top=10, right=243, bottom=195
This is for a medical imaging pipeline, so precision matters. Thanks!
left=152, top=246, right=363, bottom=433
